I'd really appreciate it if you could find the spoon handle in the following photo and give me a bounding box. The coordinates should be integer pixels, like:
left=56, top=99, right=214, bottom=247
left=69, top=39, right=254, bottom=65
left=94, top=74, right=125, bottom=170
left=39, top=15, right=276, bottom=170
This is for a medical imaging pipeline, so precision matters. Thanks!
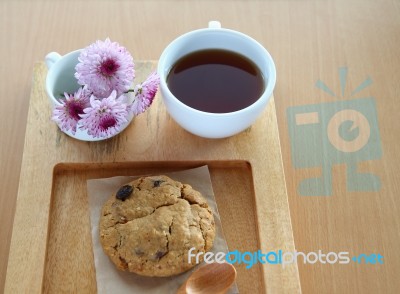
left=176, top=283, right=188, bottom=294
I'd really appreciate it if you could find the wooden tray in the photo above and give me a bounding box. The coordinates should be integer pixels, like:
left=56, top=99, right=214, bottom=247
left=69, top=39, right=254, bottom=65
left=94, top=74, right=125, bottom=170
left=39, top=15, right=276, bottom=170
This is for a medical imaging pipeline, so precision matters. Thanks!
left=5, top=62, right=301, bottom=293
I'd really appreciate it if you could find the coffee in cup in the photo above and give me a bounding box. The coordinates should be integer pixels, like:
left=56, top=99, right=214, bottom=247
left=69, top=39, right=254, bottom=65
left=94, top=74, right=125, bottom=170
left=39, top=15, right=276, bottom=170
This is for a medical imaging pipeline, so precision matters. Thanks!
left=167, top=49, right=265, bottom=113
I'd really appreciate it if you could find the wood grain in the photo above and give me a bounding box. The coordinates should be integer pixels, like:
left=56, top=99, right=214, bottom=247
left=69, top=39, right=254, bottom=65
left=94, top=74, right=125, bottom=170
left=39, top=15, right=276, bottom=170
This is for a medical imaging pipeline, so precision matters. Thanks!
left=4, top=62, right=299, bottom=293
left=1, top=1, right=399, bottom=293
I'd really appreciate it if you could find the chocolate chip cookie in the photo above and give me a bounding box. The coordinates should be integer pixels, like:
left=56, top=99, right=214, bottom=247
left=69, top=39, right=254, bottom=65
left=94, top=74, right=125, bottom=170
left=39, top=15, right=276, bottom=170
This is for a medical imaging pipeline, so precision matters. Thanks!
left=99, top=175, right=216, bottom=277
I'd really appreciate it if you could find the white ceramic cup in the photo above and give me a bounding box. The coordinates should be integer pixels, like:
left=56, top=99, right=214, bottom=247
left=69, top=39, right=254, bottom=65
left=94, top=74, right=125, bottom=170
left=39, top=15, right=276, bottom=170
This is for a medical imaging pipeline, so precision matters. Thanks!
left=157, top=21, right=276, bottom=139
left=46, top=50, right=81, bottom=107
left=45, top=50, right=133, bottom=141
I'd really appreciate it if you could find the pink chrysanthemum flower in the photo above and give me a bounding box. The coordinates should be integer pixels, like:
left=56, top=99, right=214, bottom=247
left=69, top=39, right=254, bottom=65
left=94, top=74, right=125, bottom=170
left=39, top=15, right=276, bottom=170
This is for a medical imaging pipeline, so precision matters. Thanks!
left=51, top=87, right=90, bottom=134
left=80, top=90, right=129, bottom=138
left=130, top=71, right=160, bottom=115
left=75, top=38, right=135, bottom=98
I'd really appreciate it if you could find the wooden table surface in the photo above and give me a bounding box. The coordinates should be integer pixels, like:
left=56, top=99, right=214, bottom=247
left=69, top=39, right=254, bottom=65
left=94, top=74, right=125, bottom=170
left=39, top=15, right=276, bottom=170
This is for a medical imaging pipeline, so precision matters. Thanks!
left=1, top=1, right=399, bottom=293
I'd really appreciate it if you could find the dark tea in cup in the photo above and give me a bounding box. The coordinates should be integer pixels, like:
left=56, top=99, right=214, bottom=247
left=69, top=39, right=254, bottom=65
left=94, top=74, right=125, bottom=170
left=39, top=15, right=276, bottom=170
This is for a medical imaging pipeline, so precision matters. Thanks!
left=157, top=21, right=276, bottom=138
left=166, top=49, right=265, bottom=113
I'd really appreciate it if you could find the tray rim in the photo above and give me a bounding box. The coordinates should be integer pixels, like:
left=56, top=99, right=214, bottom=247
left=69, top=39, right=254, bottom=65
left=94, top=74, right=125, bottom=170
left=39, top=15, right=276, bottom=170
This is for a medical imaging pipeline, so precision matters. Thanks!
left=53, top=159, right=253, bottom=172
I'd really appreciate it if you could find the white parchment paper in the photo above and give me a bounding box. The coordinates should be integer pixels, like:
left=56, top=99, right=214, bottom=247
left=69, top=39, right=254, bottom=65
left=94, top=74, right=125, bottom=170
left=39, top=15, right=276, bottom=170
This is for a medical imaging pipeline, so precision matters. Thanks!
left=87, top=166, right=239, bottom=293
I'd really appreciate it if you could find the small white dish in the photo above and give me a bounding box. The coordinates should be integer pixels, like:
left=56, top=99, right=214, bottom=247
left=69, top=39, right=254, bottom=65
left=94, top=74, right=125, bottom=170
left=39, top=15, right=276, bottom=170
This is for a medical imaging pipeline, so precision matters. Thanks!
left=45, top=50, right=134, bottom=141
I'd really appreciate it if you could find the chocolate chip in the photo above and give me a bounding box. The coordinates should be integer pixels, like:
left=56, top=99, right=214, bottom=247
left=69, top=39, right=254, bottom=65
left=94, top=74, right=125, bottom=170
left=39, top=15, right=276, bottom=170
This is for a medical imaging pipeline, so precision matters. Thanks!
left=153, top=180, right=164, bottom=187
left=154, top=250, right=167, bottom=259
left=134, top=247, right=144, bottom=256
left=116, top=185, right=133, bottom=201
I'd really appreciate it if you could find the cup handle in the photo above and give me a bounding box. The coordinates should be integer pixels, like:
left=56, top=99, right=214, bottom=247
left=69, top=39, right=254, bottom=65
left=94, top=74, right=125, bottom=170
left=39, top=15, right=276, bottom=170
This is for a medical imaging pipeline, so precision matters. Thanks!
left=208, top=21, right=221, bottom=29
left=45, top=52, right=62, bottom=69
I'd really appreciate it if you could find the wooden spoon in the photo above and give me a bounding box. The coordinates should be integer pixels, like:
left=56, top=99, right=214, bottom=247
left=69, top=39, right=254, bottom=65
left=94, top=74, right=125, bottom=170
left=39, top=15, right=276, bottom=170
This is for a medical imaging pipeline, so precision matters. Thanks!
left=177, top=262, right=237, bottom=294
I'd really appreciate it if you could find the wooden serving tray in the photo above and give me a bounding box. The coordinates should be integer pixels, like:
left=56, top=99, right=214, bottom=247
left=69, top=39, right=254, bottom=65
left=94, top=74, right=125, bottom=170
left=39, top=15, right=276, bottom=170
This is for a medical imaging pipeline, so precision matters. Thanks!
left=5, top=62, right=301, bottom=293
